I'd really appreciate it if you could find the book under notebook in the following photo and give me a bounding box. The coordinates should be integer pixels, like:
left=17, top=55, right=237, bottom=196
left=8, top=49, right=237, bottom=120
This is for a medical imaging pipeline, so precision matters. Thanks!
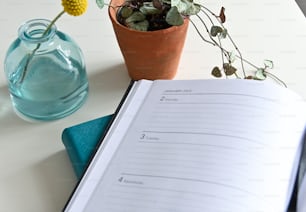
left=62, top=114, right=113, bottom=178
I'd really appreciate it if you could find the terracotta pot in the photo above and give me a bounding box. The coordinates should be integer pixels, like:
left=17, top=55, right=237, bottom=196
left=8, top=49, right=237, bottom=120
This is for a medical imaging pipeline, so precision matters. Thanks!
left=108, top=0, right=189, bottom=80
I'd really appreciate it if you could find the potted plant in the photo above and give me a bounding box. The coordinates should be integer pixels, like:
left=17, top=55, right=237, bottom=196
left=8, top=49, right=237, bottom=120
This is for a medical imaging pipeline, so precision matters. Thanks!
left=96, top=0, right=285, bottom=85
left=103, top=0, right=193, bottom=80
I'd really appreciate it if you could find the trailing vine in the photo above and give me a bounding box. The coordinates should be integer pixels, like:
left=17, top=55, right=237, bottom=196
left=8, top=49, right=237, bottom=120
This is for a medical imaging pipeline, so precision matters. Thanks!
left=97, top=0, right=286, bottom=86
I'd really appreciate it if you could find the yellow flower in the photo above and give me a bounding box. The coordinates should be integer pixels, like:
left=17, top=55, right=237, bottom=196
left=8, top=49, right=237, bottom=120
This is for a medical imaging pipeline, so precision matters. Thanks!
left=62, top=0, right=88, bottom=16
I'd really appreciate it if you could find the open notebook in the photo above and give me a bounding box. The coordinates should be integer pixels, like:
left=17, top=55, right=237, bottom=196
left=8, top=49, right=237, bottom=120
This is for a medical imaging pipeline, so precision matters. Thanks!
left=63, top=79, right=306, bottom=212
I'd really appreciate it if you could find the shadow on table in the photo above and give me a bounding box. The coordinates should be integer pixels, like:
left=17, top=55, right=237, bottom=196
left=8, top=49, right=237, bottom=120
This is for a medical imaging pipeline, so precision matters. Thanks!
left=87, top=62, right=131, bottom=103
left=0, top=82, right=24, bottom=124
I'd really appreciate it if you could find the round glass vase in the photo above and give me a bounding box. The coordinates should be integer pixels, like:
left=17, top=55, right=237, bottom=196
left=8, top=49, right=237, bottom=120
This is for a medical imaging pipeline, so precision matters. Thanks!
left=4, top=19, right=89, bottom=121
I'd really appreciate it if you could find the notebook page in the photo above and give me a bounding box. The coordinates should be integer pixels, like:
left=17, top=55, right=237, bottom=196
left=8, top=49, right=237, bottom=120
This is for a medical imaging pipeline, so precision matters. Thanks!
left=64, top=80, right=153, bottom=211
left=84, top=79, right=306, bottom=212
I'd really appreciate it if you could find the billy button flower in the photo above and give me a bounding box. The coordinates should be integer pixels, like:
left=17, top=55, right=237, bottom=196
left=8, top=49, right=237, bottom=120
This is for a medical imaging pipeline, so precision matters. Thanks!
left=62, top=0, right=88, bottom=16
left=20, top=0, right=88, bottom=83
left=46, top=0, right=88, bottom=31
left=44, top=0, right=88, bottom=37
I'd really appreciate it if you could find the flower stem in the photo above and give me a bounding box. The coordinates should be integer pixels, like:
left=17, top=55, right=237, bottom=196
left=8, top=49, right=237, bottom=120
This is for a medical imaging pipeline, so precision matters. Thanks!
left=19, top=10, right=66, bottom=84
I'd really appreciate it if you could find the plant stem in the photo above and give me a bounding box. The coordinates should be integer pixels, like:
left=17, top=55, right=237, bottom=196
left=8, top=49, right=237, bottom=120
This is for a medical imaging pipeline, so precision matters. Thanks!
left=199, top=6, right=247, bottom=78
left=264, top=71, right=287, bottom=87
left=19, top=10, right=66, bottom=84
left=189, top=17, right=215, bottom=46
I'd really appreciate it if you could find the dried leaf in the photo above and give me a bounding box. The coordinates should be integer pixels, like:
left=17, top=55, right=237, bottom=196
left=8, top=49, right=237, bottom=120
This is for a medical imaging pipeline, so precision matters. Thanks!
left=223, top=63, right=237, bottom=76
left=219, top=7, right=226, bottom=23
left=153, top=0, right=163, bottom=10
left=211, top=66, right=222, bottom=78
left=245, top=76, right=254, bottom=80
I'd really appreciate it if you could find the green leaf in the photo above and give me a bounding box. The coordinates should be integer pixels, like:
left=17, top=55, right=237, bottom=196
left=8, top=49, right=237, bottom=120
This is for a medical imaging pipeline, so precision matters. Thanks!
left=140, top=2, right=161, bottom=15
left=263, top=60, right=274, bottom=69
left=211, top=66, right=222, bottom=78
left=220, top=28, right=227, bottom=39
left=162, top=0, right=171, bottom=4
left=127, top=20, right=149, bottom=31
left=120, top=6, right=133, bottom=18
left=210, top=26, right=223, bottom=37
left=96, top=0, right=105, bottom=9
left=171, top=0, right=200, bottom=15
left=166, top=6, right=184, bottom=26
left=228, top=51, right=236, bottom=63
left=125, top=12, right=146, bottom=24
left=255, top=68, right=267, bottom=80
left=185, top=3, right=200, bottom=15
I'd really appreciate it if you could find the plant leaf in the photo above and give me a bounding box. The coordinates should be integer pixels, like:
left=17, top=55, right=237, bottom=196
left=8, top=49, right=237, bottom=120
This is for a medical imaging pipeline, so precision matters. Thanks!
left=255, top=68, right=267, bottom=80
left=125, top=12, right=146, bottom=23
left=166, top=6, right=184, bottom=26
left=140, top=2, right=161, bottom=15
left=228, top=51, right=236, bottom=63
left=127, top=20, right=149, bottom=31
left=120, top=6, right=134, bottom=18
left=245, top=76, right=254, bottom=80
left=223, top=63, right=237, bottom=76
left=171, top=0, right=200, bottom=15
left=162, top=0, right=171, bottom=4
left=96, top=0, right=105, bottom=9
left=211, top=66, right=222, bottom=78
left=219, top=7, right=226, bottom=23
left=220, top=28, right=227, bottom=39
left=263, top=59, right=274, bottom=69
left=153, top=0, right=163, bottom=10
left=210, top=26, right=223, bottom=37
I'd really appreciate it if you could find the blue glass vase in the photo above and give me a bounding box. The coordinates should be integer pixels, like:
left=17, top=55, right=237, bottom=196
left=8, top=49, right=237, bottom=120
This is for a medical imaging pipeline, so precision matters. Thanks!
left=4, top=19, right=89, bottom=121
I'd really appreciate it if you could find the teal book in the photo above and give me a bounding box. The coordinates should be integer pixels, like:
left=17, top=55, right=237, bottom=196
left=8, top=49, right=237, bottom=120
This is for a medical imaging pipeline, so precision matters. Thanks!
left=61, top=114, right=113, bottom=179
left=62, top=81, right=134, bottom=179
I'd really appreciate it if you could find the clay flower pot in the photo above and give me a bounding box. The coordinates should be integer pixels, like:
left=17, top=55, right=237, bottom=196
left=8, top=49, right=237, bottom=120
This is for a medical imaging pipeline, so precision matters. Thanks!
left=108, top=0, right=189, bottom=80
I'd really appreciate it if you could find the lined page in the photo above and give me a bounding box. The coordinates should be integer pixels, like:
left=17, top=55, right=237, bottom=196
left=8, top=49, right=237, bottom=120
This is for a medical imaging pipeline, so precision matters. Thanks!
left=84, top=79, right=306, bottom=212
left=64, top=80, right=153, bottom=211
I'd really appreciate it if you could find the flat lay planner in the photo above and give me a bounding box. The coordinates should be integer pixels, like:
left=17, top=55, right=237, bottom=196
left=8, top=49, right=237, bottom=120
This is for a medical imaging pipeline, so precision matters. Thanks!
left=64, top=79, right=306, bottom=212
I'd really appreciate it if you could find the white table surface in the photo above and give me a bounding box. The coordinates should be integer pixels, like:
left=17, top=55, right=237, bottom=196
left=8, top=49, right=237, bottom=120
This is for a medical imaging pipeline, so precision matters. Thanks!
left=0, top=0, right=306, bottom=211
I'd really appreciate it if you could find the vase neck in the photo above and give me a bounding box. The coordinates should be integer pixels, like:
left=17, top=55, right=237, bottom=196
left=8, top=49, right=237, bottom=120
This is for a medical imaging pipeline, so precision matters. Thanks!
left=18, top=19, right=57, bottom=44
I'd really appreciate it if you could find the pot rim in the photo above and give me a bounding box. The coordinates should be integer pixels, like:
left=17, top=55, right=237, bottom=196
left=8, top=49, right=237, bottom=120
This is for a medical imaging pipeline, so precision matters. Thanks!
left=108, top=3, right=189, bottom=35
